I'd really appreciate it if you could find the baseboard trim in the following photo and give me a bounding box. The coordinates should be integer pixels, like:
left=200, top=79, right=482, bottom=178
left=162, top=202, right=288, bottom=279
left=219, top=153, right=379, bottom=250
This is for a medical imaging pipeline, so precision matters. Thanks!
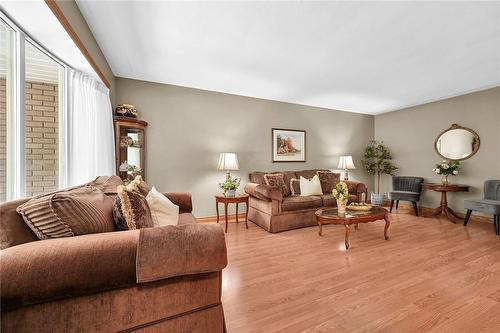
left=197, top=205, right=493, bottom=225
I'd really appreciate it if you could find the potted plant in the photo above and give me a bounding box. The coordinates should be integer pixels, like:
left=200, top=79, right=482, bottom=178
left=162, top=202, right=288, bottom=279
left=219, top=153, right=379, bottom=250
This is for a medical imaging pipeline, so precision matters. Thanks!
left=433, top=160, right=459, bottom=185
left=332, top=182, right=349, bottom=213
left=219, top=176, right=241, bottom=197
left=362, top=140, right=398, bottom=205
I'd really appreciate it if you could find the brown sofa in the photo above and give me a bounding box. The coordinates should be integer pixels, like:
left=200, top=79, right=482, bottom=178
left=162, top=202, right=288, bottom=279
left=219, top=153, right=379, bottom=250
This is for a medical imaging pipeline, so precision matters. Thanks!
left=245, top=170, right=366, bottom=233
left=0, top=192, right=227, bottom=333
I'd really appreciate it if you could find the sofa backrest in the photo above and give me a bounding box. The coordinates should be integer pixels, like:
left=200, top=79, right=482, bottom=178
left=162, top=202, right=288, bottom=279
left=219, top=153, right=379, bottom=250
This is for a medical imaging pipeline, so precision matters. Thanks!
left=248, top=170, right=331, bottom=196
left=0, top=198, right=38, bottom=250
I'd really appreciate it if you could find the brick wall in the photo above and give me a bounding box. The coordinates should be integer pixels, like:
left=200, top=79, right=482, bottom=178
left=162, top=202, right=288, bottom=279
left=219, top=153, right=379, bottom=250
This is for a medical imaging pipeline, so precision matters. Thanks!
left=0, top=78, right=59, bottom=201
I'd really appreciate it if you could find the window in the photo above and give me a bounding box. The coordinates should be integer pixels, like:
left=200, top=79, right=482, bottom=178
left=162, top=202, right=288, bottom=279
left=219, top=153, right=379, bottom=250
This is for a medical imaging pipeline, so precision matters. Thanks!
left=1, top=14, right=68, bottom=201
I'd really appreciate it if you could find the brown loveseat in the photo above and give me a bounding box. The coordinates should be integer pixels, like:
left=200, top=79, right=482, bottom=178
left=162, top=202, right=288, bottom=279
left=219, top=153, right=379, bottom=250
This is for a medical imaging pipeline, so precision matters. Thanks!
left=0, top=192, right=227, bottom=332
left=245, top=170, right=366, bottom=233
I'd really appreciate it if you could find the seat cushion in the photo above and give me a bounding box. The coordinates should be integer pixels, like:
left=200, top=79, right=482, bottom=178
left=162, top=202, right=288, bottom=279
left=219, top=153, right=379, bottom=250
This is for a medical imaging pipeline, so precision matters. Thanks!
left=464, top=199, right=500, bottom=215
left=388, top=190, right=420, bottom=201
left=282, top=195, right=322, bottom=212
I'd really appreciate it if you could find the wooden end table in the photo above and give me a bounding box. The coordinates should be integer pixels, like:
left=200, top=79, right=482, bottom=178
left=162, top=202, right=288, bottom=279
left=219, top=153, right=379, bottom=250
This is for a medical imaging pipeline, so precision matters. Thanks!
left=215, top=194, right=249, bottom=233
left=421, top=183, right=469, bottom=223
left=315, top=206, right=391, bottom=250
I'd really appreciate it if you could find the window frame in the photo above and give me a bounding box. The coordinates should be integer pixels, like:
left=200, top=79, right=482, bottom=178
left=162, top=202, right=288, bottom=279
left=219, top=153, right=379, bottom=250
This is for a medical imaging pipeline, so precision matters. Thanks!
left=1, top=11, right=70, bottom=200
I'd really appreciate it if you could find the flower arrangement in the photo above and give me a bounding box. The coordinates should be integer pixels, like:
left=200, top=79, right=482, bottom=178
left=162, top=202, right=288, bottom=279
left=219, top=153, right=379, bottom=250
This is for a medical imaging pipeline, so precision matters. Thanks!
left=332, top=182, right=349, bottom=212
left=433, top=160, right=459, bottom=185
left=219, top=176, right=241, bottom=197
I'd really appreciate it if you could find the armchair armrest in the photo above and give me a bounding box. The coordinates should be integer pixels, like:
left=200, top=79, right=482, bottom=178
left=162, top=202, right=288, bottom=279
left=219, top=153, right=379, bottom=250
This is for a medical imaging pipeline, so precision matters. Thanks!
left=136, top=224, right=227, bottom=283
left=244, top=183, right=283, bottom=202
left=1, top=230, right=140, bottom=310
left=163, top=192, right=193, bottom=213
left=346, top=180, right=367, bottom=195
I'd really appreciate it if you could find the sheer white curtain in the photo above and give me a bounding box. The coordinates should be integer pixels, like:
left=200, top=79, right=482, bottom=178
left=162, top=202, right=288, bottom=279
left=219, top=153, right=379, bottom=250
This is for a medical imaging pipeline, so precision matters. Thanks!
left=67, top=70, right=115, bottom=186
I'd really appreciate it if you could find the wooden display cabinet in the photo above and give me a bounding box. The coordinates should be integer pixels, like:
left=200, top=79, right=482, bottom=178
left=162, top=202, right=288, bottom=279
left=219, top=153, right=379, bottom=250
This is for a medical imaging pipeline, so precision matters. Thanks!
left=113, top=116, right=148, bottom=182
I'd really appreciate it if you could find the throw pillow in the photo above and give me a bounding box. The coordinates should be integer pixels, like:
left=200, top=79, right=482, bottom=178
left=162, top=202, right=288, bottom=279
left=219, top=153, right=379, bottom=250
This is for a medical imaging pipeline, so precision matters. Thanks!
left=16, top=186, right=116, bottom=239
left=146, top=186, right=179, bottom=227
left=264, top=173, right=290, bottom=197
left=299, top=175, right=323, bottom=196
left=290, top=178, right=301, bottom=195
left=316, top=171, right=340, bottom=194
left=113, top=177, right=154, bottom=231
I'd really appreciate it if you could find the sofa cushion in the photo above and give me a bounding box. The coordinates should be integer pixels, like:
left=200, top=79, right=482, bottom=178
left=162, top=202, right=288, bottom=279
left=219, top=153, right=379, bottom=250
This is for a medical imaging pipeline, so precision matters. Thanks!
left=321, top=194, right=336, bottom=207
left=290, top=178, right=300, bottom=195
left=296, top=169, right=330, bottom=180
left=299, top=175, right=323, bottom=196
left=178, top=213, right=197, bottom=225
left=17, top=186, right=116, bottom=240
left=113, top=179, right=154, bottom=231
left=264, top=173, right=290, bottom=197
left=317, top=171, right=340, bottom=194
left=464, top=199, right=500, bottom=215
left=0, top=198, right=38, bottom=250
left=282, top=195, right=322, bottom=212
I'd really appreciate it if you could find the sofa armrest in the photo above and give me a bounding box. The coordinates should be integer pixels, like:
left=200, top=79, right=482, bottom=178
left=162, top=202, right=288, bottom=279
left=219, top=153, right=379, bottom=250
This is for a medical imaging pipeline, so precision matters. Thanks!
left=1, top=230, right=140, bottom=310
left=136, top=224, right=227, bottom=283
left=244, top=183, right=283, bottom=202
left=346, top=181, right=367, bottom=195
left=163, top=192, right=193, bottom=213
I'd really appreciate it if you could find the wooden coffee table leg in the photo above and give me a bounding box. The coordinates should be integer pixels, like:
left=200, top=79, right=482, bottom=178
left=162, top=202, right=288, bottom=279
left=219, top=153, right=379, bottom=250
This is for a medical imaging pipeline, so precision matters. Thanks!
left=244, top=201, right=249, bottom=229
left=224, top=202, right=229, bottom=233
left=345, top=224, right=351, bottom=249
left=318, top=219, right=323, bottom=236
left=216, top=201, right=219, bottom=223
left=384, top=215, right=391, bottom=240
left=236, top=203, right=239, bottom=223
left=355, top=223, right=359, bottom=230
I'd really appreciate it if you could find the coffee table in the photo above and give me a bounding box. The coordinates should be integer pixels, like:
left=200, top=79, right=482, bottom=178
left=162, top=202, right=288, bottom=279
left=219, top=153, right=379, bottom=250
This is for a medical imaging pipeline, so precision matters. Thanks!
left=315, top=206, right=391, bottom=249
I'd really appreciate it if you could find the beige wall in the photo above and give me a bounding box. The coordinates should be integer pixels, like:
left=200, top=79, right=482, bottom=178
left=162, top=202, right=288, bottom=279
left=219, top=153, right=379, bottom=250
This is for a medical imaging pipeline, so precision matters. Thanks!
left=55, top=0, right=116, bottom=104
left=375, top=87, right=500, bottom=213
left=116, top=78, right=375, bottom=217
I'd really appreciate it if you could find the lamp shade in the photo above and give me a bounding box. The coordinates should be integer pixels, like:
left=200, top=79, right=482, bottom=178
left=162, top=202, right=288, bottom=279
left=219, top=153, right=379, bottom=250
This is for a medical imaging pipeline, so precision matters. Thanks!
left=217, top=153, right=239, bottom=171
left=337, top=156, right=355, bottom=169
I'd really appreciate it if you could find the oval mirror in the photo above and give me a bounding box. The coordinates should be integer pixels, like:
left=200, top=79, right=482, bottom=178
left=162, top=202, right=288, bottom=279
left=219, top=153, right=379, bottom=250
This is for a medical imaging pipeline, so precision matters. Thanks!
left=435, top=124, right=480, bottom=161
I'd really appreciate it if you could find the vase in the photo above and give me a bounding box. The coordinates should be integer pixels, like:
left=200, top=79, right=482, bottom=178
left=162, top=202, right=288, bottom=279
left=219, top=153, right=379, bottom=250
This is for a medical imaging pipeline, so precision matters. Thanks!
left=226, top=189, right=236, bottom=197
left=337, top=199, right=348, bottom=213
left=441, top=175, right=449, bottom=186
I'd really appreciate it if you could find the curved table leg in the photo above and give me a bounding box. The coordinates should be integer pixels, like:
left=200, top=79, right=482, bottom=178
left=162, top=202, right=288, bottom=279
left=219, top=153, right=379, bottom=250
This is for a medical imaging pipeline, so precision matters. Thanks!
left=355, top=223, right=359, bottom=230
left=236, top=203, right=239, bottom=223
left=384, top=215, right=391, bottom=240
left=318, top=219, right=323, bottom=236
left=216, top=201, right=219, bottom=223
left=423, top=206, right=443, bottom=217
left=244, top=202, right=249, bottom=229
left=345, top=224, right=351, bottom=249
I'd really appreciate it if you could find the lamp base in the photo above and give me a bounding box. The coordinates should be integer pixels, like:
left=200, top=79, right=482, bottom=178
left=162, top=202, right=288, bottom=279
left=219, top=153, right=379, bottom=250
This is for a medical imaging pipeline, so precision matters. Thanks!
left=343, top=169, right=349, bottom=181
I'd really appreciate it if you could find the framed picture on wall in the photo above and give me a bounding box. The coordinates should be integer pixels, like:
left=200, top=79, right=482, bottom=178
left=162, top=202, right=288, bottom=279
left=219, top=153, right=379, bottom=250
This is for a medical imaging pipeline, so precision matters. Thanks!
left=272, top=128, right=306, bottom=162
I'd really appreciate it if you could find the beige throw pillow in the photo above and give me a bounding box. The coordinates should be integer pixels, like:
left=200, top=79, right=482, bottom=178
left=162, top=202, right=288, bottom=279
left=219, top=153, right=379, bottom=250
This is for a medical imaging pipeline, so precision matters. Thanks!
left=146, top=186, right=179, bottom=227
left=299, top=175, right=323, bottom=196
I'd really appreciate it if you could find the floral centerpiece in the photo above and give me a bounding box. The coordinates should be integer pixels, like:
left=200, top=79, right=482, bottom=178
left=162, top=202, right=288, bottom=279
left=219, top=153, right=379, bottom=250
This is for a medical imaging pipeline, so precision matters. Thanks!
left=432, top=160, right=459, bottom=185
left=219, top=176, right=241, bottom=197
left=332, top=182, right=349, bottom=213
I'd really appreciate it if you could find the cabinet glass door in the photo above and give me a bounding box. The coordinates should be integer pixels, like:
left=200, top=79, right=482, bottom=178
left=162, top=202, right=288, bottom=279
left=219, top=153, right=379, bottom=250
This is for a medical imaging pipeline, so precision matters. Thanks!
left=118, top=126, right=144, bottom=181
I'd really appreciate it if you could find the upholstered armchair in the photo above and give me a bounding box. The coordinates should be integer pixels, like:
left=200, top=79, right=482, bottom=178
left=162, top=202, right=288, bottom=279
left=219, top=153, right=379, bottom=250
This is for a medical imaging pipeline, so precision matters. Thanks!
left=388, top=176, right=424, bottom=216
left=464, top=180, right=500, bottom=235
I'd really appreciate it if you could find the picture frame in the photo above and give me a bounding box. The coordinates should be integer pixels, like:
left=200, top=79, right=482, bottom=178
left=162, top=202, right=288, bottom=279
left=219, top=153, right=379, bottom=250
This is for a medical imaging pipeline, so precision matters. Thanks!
left=272, top=128, right=306, bottom=162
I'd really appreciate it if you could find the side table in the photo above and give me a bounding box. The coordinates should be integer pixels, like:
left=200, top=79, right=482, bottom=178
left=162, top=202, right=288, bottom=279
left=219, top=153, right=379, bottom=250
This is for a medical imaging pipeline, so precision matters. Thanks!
left=215, top=194, right=249, bottom=233
left=421, top=183, right=469, bottom=223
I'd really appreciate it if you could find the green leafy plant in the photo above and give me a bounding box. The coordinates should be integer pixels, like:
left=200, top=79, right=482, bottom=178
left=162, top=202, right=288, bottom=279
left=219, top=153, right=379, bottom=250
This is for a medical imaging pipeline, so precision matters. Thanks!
left=219, top=176, right=241, bottom=192
left=362, top=140, right=398, bottom=194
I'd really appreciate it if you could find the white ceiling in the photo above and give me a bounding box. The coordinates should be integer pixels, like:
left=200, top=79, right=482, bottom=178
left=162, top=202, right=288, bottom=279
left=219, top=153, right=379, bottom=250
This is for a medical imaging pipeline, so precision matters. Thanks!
left=77, top=1, right=500, bottom=114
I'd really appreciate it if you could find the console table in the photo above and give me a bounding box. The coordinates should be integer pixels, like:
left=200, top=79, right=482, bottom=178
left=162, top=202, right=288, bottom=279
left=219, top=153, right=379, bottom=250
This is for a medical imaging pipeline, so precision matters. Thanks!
left=421, top=183, right=469, bottom=223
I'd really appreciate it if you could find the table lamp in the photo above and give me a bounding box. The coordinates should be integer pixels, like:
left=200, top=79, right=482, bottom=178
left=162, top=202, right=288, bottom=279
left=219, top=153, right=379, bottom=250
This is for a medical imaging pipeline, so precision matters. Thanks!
left=217, top=152, right=239, bottom=180
left=338, top=156, right=355, bottom=180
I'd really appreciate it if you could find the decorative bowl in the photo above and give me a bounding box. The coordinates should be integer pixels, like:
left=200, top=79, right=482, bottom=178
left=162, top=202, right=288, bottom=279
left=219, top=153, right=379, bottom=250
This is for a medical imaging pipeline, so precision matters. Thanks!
left=115, top=103, right=138, bottom=118
left=347, top=204, right=373, bottom=211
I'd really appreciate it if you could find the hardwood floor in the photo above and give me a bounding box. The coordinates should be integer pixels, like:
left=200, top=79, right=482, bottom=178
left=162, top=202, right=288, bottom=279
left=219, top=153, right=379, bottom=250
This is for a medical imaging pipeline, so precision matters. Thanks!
left=221, top=211, right=500, bottom=332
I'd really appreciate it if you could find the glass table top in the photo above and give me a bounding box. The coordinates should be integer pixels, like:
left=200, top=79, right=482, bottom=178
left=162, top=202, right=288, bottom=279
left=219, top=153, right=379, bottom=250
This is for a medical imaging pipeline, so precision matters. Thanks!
left=317, top=206, right=386, bottom=218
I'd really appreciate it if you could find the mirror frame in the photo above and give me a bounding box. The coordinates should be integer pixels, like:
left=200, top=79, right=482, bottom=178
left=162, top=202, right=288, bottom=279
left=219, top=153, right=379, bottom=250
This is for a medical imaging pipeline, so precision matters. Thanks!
left=434, top=123, right=480, bottom=161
